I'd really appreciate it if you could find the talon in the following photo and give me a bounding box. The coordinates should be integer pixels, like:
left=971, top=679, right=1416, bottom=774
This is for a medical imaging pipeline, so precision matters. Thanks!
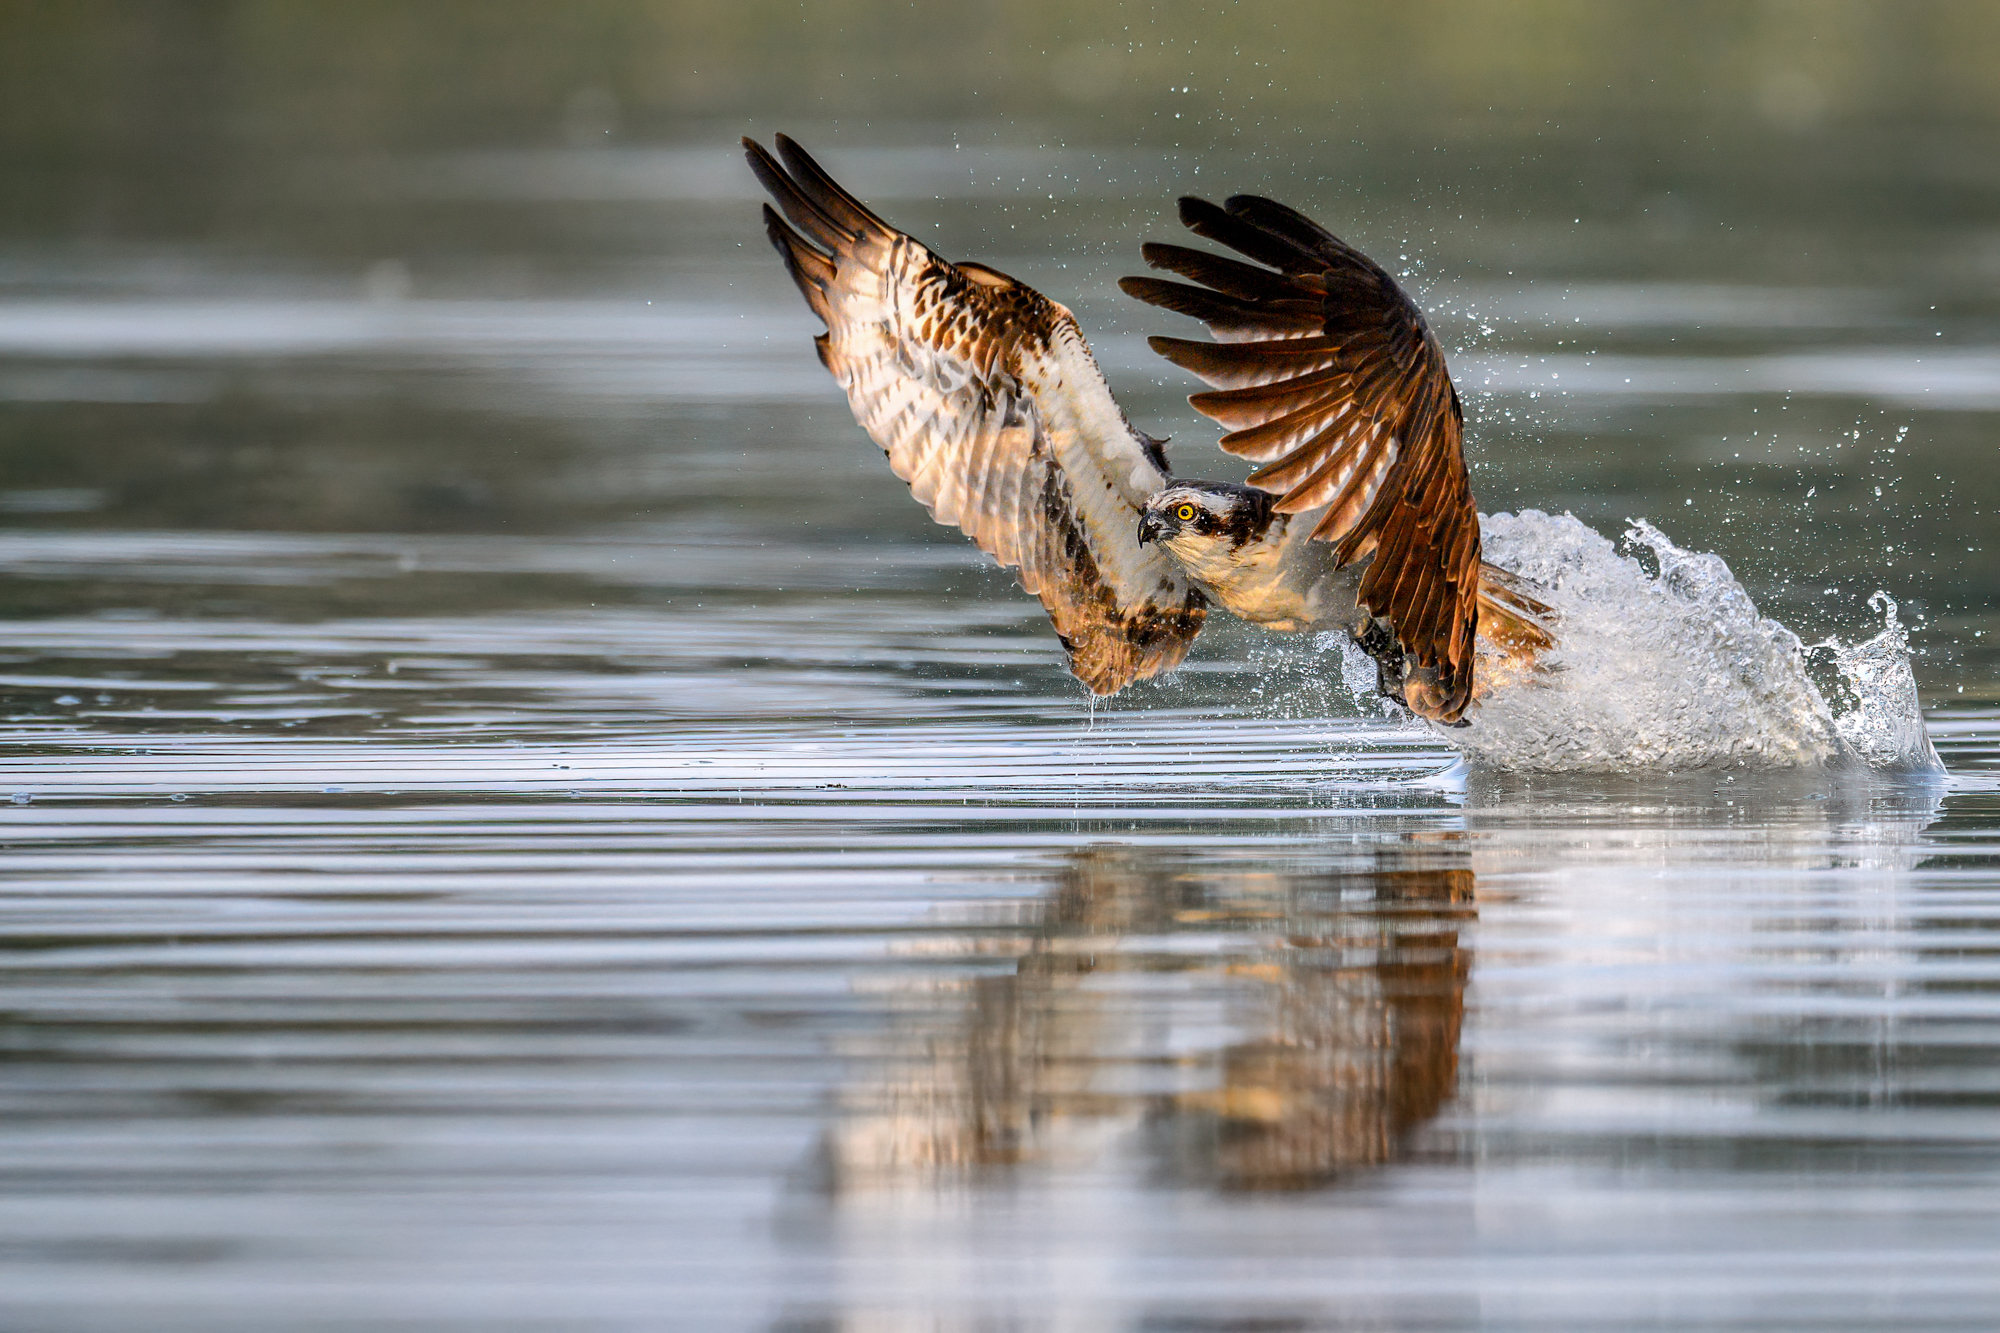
left=1355, top=617, right=1399, bottom=660
left=1375, top=655, right=1408, bottom=708
left=1351, top=618, right=1409, bottom=709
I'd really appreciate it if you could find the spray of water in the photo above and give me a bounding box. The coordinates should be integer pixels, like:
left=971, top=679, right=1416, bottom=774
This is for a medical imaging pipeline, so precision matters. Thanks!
left=1438, top=511, right=1941, bottom=773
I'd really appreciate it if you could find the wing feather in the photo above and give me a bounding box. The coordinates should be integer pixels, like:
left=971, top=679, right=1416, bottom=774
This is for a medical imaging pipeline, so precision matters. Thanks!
left=1137, top=242, right=1324, bottom=302
left=1117, top=277, right=1326, bottom=341
left=1148, top=334, right=1353, bottom=389
left=1125, top=192, right=1486, bottom=721
left=746, top=136, right=1206, bottom=695
left=1217, top=395, right=1355, bottom=464
left=1189, top=366, right=1351, bottom=429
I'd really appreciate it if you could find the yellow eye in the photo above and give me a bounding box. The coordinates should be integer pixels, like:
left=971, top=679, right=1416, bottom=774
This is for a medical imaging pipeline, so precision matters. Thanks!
left=1174, top=503, right=1197, bottom=522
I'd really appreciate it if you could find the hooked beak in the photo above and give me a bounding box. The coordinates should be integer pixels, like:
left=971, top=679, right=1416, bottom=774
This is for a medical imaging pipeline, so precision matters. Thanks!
left=1137, top=511, right=1163, bottom=546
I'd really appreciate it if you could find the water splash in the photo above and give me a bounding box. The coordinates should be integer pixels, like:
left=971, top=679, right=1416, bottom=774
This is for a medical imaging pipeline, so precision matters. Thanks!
left=1451, top=511, right=1941, bottom=773
left=1329, top=630, right=1388, bottom=712
left=1814, top=591, right=1937, bottom=769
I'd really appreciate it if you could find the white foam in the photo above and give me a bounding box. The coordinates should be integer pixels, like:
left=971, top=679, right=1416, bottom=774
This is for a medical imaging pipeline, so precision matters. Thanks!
left=1447, top=511, right=1941, bottom=773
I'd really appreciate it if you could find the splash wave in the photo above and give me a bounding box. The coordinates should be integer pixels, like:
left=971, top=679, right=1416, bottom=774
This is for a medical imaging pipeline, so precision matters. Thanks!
left=1431, top=511, right=1940, bottom=773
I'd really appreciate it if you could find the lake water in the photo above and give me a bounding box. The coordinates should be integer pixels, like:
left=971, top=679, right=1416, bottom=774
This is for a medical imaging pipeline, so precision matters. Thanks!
left=5, top=8, right=2000, bottom=1329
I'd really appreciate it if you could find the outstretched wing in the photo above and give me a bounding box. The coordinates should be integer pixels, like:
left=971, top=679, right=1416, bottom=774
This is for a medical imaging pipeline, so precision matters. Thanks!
left=1121, top=196, right=1481, bottom=722
left=745, top=135, right=1205, bottom=695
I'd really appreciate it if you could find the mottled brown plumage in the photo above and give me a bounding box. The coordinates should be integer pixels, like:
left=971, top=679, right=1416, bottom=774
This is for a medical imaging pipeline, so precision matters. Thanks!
left=1123, top=196, right=1487, bottom=720
left=747, top=137, right=1552, bottom=719
left=745, top=135, right=1205, bottom=694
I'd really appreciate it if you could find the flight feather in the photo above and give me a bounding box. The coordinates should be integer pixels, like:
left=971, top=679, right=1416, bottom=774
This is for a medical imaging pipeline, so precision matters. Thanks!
left=1122, top=195, right=1485, bottom=721
left=745, top=135, right=1205, bottom=695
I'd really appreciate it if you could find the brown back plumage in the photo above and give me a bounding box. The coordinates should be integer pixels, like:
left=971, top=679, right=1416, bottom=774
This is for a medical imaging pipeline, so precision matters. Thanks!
left=1122, top=196, right=1486, bottom=722
left=745, top=136, right=1206, bottom=695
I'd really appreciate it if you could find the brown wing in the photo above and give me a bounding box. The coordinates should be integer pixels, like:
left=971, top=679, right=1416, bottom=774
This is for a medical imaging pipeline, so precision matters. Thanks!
left=1120, top=196, right=1482, bottom=722
left=745, top=136, right=1205, bottom=695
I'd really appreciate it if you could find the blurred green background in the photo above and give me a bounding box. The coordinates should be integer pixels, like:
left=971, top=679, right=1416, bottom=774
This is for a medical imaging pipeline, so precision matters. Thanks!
left=0, top=0, right=1995, bottom=693
left=10, top=0, right=2000, bottom=242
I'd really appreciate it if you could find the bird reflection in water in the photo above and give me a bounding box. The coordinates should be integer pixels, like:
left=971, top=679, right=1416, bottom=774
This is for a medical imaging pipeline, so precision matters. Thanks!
left=822, top=839, right=1474, bottom=1193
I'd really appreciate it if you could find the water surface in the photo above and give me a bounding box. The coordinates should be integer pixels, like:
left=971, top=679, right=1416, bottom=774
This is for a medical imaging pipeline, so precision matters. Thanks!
left=5, top=8, right=2000, bottom=1328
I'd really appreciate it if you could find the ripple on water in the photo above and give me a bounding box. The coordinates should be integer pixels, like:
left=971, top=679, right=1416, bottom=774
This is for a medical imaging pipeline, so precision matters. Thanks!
left=0, top=721, right=1995, bottom=1331
left=0, top=521, right=1995, bottom=1331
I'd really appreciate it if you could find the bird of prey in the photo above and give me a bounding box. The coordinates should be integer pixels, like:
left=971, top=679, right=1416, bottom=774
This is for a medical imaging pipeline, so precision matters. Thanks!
left=743, top=135, right=1552, bottom=723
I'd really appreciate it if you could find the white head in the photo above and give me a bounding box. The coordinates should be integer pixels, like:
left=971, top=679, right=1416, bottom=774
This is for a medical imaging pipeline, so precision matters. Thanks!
left=1136, top=482, right=1279, bottom=571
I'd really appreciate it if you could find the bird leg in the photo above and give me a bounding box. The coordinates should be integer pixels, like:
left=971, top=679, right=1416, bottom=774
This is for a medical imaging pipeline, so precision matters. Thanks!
left=1351, top=617, right=1473, bottom=726
left=1353, top=618, right=1409, bottom=711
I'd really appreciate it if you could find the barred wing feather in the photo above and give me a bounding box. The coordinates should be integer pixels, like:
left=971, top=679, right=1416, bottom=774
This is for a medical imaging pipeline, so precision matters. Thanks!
left=1121, top=195, right=1486, bottom=721
left=745, top=135, right=1205, bottom=695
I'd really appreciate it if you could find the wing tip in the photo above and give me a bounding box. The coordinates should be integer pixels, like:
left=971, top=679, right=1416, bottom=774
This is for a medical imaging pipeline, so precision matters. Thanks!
left=1146, top=333, right=1212, bottom=369
left=1176, top=195, right=1220, bottom=226
left=1222, top=192, right=1281, bottom=215
left=770, top=134, right=892, bottom=240
left=760, top=203, right=834, bottom=322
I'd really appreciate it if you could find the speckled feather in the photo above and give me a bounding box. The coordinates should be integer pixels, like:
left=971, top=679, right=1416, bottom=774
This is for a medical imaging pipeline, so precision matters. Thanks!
left=745, top=136, right=1205, bottom=695
left=1123, top=195, right=1486, bottom=721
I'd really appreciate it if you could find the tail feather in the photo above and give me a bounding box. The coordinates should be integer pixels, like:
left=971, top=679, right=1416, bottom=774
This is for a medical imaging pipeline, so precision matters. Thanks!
left=1475, top=562, right=1557, bottom=655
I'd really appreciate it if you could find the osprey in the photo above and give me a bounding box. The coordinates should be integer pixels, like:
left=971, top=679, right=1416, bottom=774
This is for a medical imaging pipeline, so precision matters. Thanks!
left=744, top=135, right=1552, bottom=723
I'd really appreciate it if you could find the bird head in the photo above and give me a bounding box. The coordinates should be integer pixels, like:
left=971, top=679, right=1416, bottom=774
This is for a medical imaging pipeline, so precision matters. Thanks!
left=1137, top=481, right=1276, bottom=554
